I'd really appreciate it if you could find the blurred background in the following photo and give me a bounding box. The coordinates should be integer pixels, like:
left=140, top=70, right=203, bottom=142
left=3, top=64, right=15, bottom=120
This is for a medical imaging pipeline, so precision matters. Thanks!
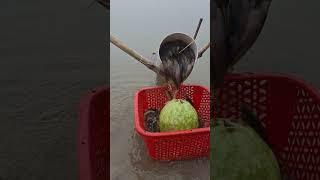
left=235, top=1, right=320, bottom=88
left=0, top=1, right=107, bottom=179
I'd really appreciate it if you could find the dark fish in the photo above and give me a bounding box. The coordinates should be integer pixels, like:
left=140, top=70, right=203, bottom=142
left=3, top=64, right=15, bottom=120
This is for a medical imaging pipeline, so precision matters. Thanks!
left=159, top=40, right=196, bottom=90
left=185, top=96, right=194, bottom=107
left=211, top=0, right=273, bottom=89
left=240, top=104, right=268, bottom=145
left=144, top=109, right=160, bottom=132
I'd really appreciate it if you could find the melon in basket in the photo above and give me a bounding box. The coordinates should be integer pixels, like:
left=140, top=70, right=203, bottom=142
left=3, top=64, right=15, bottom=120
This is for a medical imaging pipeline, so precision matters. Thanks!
left=211, top=118, right=282, bottom=180
left=159, top=99, right=199, bottom=132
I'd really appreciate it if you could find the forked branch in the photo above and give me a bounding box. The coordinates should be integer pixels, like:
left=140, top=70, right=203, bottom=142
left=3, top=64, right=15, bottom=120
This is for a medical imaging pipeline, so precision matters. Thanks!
left=110, top=35, right=164, bottom=76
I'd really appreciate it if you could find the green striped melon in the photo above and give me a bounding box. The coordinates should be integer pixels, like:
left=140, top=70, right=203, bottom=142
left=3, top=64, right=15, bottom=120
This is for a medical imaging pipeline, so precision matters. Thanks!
left=211, top=118, right=282, bottom=180
left=159, top=99, right=198, bottom=132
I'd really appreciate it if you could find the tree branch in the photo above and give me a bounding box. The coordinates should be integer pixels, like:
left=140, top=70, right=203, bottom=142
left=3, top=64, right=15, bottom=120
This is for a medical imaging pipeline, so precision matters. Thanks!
left=198, top=42, right=210, bottom=58
left=110, top=35, right=164, bottom=76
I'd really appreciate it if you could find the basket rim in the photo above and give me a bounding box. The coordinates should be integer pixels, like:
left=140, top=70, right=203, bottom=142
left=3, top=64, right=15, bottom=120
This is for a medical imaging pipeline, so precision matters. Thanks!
left=225, top=72, right=320, bottom=96
left=134, top=84, right=210, bottom=137
left=77, top=85, right=108, bottom=180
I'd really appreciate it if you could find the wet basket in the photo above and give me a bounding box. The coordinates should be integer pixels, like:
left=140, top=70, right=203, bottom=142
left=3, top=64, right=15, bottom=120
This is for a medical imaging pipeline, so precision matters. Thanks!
left=78, top=86, right=108, bottom=180
left=215, top=73, right=320, bottom=180
left=134, top=85, right=211, bottom=161
left=77, top=73, right=320, bottom=180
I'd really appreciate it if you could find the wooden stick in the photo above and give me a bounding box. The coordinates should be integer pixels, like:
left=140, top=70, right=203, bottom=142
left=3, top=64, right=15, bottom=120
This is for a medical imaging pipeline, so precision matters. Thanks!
left=193, top=18, right=203, bottom=39
left=110, top=34, right=164, bottom=76
left=98, top=1, right=209, bottom=61
left=179, top=18, right=203, bottom=54
left=178, top=39, right=196, bottom=54
left=198, top=42, right=210, bottom=58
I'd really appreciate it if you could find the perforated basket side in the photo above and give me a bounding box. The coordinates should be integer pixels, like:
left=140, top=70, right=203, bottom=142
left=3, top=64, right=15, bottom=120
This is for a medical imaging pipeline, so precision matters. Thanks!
left=217, top=73, right=298, bottom=146
left=217, top=74, right=269, bottom=122
left=196, top=86, right=211, bottom=127
left=78, top=87, right=108, bottom=180
left=276, top=78, right=320, bottom=180
left=151, top=131, right=210, bottom=161
left=219, top=73, right=320, bottom=180
left=134, top=85, right=210, bottom=161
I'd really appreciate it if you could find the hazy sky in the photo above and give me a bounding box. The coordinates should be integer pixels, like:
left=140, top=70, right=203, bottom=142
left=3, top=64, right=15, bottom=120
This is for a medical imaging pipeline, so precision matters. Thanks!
left=110, top=0, right=210, bottom=56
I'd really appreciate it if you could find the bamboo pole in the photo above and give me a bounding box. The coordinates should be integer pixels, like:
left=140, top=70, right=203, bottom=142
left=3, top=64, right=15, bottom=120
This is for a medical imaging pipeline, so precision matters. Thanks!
left=97, top=0, right=210, bottom=61
left=110, top=35, right=164, bottom=76
left=110, top=36, right=210, bottom=86
left=193, top=18, right=203, bottom=39
left=179, top=18, right=210, bottom=57
left=193, top=18, right=210, bottom=59
left=198, top=42, right=210, bottom=58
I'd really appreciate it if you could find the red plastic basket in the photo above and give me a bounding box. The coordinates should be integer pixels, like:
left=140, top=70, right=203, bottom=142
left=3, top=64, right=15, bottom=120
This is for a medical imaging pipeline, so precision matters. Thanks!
left=78, top=86, right=109, bottom=180
left=77, top=73, right=320, bottom=180
left=134, top=85, right=211, bottom=161
left=215, top=72, right=320, bottom=180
